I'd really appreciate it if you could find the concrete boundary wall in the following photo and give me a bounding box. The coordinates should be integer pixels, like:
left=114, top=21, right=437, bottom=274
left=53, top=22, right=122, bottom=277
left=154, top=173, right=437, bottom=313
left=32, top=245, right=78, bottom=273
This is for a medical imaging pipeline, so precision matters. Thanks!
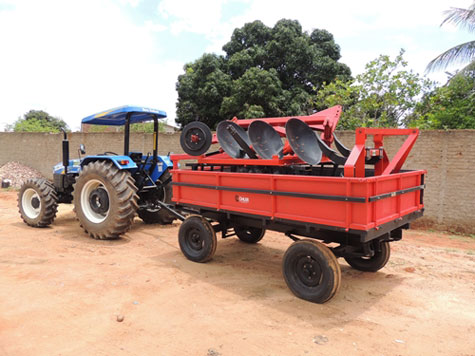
left=1, top=130, right=474, bottom=233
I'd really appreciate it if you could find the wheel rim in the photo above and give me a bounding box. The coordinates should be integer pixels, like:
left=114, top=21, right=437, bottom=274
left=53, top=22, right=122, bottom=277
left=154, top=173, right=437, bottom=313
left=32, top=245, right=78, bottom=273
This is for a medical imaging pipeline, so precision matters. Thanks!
left=22, top=188, right=41, bottom=219
left=240, top=228, right=253, bottom=237
left=80, top=179, right=110, bottom=223
left=186, top=227, right=204, bottom=252
left=295, top=255, right=323, bottom=287
left=184, top=127, right=207, bottom=151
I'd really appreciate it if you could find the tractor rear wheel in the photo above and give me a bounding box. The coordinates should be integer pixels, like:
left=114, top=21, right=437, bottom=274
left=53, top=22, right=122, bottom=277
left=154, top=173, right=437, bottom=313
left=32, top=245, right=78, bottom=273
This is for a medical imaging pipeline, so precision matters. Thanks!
left=74, top=161, right=138, bottom=239
left=18, top=178, right=58, bottom=227
left=282, top=239, right=341, bottom=303
left=138, top=169, right=175, bottom=225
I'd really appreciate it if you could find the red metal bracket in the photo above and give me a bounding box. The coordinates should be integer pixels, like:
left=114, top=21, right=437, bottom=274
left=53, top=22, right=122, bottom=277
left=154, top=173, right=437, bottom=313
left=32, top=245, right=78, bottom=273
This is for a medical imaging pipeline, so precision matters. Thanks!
left=344, top=128, right=419, bottom=177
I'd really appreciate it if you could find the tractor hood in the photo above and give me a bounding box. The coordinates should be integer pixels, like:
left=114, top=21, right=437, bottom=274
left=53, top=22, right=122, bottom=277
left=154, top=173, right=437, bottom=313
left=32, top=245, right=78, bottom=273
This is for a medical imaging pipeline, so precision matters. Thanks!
left=82, top=105, right=167, bottom=126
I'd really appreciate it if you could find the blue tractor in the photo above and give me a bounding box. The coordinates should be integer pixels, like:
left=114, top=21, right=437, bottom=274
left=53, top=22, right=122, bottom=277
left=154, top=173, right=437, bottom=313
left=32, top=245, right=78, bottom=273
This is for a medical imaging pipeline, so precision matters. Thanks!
left=18, top=106, right=176, bottom=239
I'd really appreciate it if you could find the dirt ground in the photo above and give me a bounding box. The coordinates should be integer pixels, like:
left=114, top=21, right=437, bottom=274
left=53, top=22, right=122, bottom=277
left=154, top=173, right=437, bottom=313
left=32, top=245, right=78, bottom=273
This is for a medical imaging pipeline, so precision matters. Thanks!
left=0, top=190, right=474, bottom=356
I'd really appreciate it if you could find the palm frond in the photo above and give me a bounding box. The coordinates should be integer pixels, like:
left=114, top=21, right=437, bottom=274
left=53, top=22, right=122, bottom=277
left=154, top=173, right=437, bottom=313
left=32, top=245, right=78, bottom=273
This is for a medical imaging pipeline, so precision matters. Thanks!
left=441, top=4, right=475, bottom=33
left=461, top=60, right=475, bottom=72
left=426, top=41, right=475, bottom=72
left=442, top=61, right=475, bottom=85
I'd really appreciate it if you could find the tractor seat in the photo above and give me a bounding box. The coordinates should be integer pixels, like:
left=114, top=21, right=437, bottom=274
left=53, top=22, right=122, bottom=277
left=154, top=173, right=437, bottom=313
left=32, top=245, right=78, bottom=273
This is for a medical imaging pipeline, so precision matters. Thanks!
left=129, top=152, right=143, bottom=163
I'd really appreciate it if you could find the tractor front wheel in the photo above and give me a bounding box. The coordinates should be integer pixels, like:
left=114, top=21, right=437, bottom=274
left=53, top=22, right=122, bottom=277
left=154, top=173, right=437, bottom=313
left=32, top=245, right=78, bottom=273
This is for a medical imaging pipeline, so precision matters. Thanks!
left=74, top=161, right=138, bottom=239
left=18, top=178, right=58, bottom=227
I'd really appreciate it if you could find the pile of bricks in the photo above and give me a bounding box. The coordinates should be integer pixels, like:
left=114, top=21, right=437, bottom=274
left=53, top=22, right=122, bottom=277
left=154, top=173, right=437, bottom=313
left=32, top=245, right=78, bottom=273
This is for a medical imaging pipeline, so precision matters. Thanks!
left=0, top=161, right=43, bottom=189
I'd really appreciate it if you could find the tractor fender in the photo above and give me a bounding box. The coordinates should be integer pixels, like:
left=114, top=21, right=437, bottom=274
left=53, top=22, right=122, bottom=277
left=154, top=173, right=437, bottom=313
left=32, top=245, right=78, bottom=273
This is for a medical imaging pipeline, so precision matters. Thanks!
left=80, top=156, right=138, bottom=170
left=148, top=155, right=173, bottom=182
left=158, top=155, right=173, bottom=170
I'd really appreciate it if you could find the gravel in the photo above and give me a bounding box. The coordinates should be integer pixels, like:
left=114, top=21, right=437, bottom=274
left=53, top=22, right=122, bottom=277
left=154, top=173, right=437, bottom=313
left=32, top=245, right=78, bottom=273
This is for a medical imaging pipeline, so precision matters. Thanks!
left=0, top=162, right=44, bottom=189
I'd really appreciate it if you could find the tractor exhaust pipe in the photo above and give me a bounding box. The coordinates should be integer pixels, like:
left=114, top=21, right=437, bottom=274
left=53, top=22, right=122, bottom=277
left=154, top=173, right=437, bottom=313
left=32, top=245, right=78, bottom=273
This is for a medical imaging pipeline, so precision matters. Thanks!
left=61, top=129, right=69, bottom=174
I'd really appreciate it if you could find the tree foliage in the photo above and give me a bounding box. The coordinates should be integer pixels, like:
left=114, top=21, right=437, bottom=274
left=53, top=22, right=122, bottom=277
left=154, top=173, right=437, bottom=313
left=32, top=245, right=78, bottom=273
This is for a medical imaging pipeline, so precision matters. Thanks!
left=86, top=122, right=166, bottom=133
left=427, top=2, right=475, bottom=72
left=8, top=110, right=69, bottom=133
left=176, top=19, right=351, bottom=128
left=408, top=70, right=475, bottom=129
left=315, top=50, right=435, bottom=129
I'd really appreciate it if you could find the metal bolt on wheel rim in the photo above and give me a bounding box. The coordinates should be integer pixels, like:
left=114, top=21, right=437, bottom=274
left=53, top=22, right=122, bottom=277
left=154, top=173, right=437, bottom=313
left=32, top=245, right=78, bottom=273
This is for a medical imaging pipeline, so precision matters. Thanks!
left=80, top=179, right=110, bottom=223
left=295, top=255, right=323, bottom=287
left=22, top=188, right=41, bottom=219
left=187, top=228, right=204, bottom=251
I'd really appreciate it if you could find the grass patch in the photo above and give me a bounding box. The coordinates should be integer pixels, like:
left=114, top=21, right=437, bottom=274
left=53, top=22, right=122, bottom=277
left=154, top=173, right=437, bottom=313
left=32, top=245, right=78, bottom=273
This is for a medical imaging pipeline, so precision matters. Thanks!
left=443, top=248, right=460, bottom=254
left=415, top=228, right=475, bottom=240
left=447, top=234, right=475, bottom=243
left=1, top=187, right=18, bottom=192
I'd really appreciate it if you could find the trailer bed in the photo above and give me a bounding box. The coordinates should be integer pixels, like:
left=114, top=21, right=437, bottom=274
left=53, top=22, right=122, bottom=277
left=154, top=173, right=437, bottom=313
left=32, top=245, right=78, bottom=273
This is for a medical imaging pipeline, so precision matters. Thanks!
left=171, top=168, right=425, bottom=237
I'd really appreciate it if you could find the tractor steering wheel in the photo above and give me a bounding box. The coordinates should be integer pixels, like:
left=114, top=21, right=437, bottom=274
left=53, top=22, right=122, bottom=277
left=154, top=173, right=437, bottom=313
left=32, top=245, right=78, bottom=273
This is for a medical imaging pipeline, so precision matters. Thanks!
left=102, top=151, right=119, bottom=155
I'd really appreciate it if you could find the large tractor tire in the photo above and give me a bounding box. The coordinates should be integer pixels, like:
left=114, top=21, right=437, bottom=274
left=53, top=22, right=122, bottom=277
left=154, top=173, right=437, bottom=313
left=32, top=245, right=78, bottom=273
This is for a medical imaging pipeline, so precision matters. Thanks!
left=73, top=161, right=138, bottom=240
left=138, top=169, right=175, bottom=225
left=18, top=178, right=58, bottom=227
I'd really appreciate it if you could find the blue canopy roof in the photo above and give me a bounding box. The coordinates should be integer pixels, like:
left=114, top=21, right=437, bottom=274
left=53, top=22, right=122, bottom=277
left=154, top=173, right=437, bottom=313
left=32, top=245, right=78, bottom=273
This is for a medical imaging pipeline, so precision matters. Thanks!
left=82, top=105, right=167, bottom=126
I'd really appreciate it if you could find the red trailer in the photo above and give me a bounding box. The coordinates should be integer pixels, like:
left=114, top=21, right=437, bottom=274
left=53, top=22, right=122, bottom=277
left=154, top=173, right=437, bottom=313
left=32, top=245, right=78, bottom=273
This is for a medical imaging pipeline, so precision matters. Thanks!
left=168, top=106, right=425, bottom=303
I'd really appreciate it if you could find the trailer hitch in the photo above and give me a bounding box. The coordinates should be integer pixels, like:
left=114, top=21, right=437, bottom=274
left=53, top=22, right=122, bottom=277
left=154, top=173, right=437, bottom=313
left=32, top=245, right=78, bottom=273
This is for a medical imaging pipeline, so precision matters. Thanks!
left=285, top=233, right=301, bottom=242
left=155, top=201, right=186, bottom=221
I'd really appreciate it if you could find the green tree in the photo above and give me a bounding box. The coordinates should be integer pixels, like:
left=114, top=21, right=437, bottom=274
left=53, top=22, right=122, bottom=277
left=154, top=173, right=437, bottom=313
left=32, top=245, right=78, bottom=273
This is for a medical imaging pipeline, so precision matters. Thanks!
left=427, top=2, right=475, bottom=72
left=129, top=122, right=166, bottom=133
left=9, top=110, right=69, bottom=132
left=315, top=50, right=434, bottom=129
left=86, top=122, right=166, bottom=133
left=176, top=19, right=351, bottom=128
left=176, top=54, right=232, bottom=129
left=408, top=70, right=475, bottom=129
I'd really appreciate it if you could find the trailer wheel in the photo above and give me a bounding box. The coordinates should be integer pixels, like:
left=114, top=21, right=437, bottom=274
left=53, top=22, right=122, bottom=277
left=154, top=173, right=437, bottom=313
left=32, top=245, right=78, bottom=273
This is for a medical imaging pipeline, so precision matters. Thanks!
left=18, top=178, right=58, bottom=227
left=138, top=170, right=175, bottom=225
left=344, top=241, right=390, bottom=272
left=178, top=215, right=217, bottom=263
left=234, top=225, right=265, bottom=243
left=74, top=161, right=138, bottom=239
left=282, top=239, right=341, bottom=303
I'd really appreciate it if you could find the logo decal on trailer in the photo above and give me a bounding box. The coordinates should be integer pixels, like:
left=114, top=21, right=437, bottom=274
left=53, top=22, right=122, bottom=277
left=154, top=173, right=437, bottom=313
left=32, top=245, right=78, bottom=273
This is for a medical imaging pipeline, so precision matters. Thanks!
left=235, top=195, right=249, bottom=204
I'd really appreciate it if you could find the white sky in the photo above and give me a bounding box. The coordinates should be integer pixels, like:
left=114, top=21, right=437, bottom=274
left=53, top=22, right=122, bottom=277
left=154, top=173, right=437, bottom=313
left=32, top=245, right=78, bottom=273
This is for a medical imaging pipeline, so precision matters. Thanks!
left=0, top=0, right=473, bottom=131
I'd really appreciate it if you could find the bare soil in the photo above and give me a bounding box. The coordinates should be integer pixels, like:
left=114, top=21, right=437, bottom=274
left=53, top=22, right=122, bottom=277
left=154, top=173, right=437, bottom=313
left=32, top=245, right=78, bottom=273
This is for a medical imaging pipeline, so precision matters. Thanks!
left=0, top=190, right=474, bottom=356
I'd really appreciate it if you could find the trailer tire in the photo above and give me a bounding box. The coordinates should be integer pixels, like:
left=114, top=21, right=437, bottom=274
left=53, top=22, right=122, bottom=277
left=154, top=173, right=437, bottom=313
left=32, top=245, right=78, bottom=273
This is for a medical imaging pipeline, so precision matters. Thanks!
left=235, top=226, right=265, bottom=243
left=138, top=170, right=175, bottom=225
left=344, top=241, right=390, bottom=272
left=74, top=161, right=138, bottom=240
left=283, top=239, right=341, bottom=304
left=178, top=215, right=217, bottom=263
left=18, top=178, right=58, bottom=227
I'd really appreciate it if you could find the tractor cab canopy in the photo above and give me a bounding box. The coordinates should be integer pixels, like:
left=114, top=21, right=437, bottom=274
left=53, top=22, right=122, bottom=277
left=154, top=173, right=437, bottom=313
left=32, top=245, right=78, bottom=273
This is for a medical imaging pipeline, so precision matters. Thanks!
left=82, top=105, right=167, bottom=126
